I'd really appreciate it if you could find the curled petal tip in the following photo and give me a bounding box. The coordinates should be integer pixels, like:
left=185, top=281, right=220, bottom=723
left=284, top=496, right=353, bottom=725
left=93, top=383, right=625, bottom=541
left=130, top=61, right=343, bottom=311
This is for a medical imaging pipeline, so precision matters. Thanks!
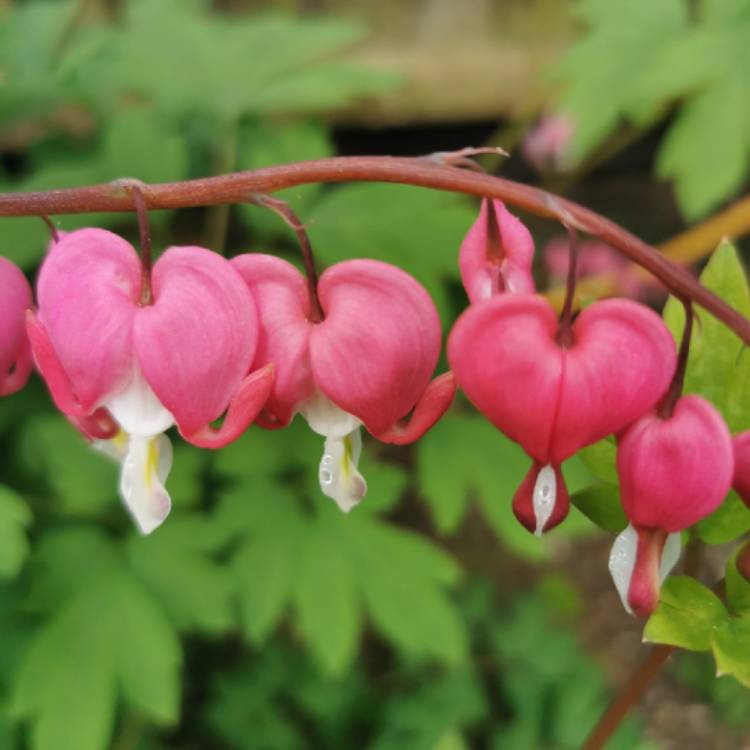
left=512, top=462, right=569, bottom=535
left=183, top=364, right=274, bottom=449
left=0, top=341, right=32, bottom=396
left=372, top=371, right=456, bottom=445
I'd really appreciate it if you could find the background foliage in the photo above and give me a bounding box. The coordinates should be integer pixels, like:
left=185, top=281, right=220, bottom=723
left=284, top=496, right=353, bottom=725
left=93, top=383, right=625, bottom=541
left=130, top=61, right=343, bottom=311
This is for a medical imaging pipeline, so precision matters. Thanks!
left=1, top=1, right=750, bottom=748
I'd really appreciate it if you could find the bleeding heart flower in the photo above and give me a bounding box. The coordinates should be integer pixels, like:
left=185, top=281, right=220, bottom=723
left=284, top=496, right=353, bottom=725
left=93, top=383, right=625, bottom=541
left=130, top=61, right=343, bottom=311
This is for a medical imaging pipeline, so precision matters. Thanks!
left=521, top=113, right=575, bottom=173
left=27, top=228, right=273, bottom=533
left=231, top=253, right=455, bottom=512
left=732, top=431, right=750, bottom=509
left=0, top=257, right=33, bottom=396
left=448, top=295, right=676, bottom=535
left=610, top=395, right=733, bottom=617
left=459, top=199, right=535, bottom=302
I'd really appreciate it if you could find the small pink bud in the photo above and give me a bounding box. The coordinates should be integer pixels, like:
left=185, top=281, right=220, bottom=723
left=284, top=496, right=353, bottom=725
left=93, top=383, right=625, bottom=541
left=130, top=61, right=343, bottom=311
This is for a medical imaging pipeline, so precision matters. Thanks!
left=448, top=295, right=676, bottom=535
left=0, top=257, right=33, bottom=396
left=611, top=395, right=734, bottom=616
left=521, top=114, right=575, bottom=173
left=29, top=228, right=273, bottom=533
left=459, top=199, right=535, bottom=303
left=732, top=431, right=750, bottom=508
left=232, top=254, right=456, bottom=512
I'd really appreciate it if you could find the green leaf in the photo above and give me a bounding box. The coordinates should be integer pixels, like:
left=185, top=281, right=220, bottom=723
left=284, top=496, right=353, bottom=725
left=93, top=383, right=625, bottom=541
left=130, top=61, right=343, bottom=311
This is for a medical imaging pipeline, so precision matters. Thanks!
left=712, top=617, right=750, bottom=685
left=644, top=576, right=726, bottom=651
left=725, top=549, right=750, bottom=615
left=696, top=491, right=750, bottom=544
left=0, top=486, right=32, bottom=579
left=126, top=514, right=234, bottom=635
left=577, top=437, right=618, bottom=484
left=292, top=516, right=362, bottom=675
left=19, top=414, right=118, bottom=518
left=570, top=484, right=627, bottom=534
left=12, top=563, right=181, bottom=750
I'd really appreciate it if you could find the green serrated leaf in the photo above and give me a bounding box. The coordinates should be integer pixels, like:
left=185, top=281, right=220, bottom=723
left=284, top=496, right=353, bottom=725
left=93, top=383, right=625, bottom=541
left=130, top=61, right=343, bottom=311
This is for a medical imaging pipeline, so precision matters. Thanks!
left=0, top=486, right=32, bottom=579
left=13, top=563, right=181, bottom=750
left=292, top=518, right=361, bottom=675
left=712, top=617, right=750, bottom=685
left=570, top=483, right=627, bottom=534
left=644, top=576, right=727, bottom=651
left=126, top=514, right=234, bottom=635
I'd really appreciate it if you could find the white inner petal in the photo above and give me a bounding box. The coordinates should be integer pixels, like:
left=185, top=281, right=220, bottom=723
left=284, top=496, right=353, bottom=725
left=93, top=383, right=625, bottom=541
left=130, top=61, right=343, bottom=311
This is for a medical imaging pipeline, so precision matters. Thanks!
left=318, top=428, right=367, bottom=513
left=107, top=364, right=174, bottom=438
left=93, top=429, right=129, bottom=463
left=119, top=433, right=173, bottom=535
left=660, top=532, right=682, bottom=583
left=300, top=390, right=361, bottom=438
left=609, top=523, right=638, bottom=616
left=533, top=463, right=556, bottom=537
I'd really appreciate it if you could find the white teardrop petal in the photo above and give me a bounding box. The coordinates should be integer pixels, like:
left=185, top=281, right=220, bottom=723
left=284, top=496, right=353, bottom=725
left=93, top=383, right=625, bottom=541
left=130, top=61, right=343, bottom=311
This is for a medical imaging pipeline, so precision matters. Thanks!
left=300, top=391, right=361, bottom=439
left=119, top=433, right=173, bottom=534
left=659, top=532, right=682, bottom=583
left=318, top=428, right=367, bottom=512
left=609, top=523, right=638, bottom=616
left=108, top=364, right=174, bottom=438
left=533, top=463, right=556, bottom=537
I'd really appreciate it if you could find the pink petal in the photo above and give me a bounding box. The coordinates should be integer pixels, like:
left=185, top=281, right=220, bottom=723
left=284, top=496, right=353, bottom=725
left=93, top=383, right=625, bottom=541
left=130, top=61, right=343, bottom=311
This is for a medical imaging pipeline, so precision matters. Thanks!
left=135, top=246, right=257, bottom=437
left=551, top=299, right=676, bottom=463
left=184, top=363, right=274, bottom=448
left=459, top=199, right=535, bottom=302
left=618, top=395, right=733, bottom=532
left=373, top=371, right=456, bottom=444
left=448, top=295, right=563, bottom=461
left=311, top=259, right=442, bottom=435
left=35, top=228, right=141, bottom=411
left=0, top=257, right=33, bottom=395
left=231, top=253, right=314, bottom=426
left=627, top=527, right=668, bottom=618
left=66, top=408, right=120, bottom=441
left=733, top=431, right=750, bottom=508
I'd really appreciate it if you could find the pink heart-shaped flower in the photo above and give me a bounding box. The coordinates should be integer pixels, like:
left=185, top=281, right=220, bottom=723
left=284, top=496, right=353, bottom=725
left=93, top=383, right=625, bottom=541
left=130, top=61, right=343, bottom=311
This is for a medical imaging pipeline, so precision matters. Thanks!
left=448, top=294, right=676, bottom=533
left=0, top=257, right=33, bottom=396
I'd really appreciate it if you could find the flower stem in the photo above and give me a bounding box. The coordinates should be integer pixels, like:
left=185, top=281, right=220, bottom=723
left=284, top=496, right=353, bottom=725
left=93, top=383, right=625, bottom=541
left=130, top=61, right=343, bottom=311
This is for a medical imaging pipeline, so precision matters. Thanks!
left=0, top=156, right=748, bottom=342
left=127, top=182, right=153, bottom=305
left=556, top=224, right=579, bottom=347
left=249, top=193, right=324, bottom=323
left=579, top=645, right=674, bottom=750
left=657, top=299, right=693, bottom=419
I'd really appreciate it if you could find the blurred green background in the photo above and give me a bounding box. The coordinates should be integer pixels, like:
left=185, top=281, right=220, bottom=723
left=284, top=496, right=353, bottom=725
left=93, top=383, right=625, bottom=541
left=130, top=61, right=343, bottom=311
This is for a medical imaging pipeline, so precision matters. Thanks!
left=1, top=1, right=750, bottom=748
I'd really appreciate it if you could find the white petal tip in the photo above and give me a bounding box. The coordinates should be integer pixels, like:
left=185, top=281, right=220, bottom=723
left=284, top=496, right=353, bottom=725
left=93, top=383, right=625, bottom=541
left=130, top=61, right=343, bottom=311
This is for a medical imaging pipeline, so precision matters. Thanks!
left=318, top=430, right=367, bottom=513
left=533, top=464, right=556, bottom=536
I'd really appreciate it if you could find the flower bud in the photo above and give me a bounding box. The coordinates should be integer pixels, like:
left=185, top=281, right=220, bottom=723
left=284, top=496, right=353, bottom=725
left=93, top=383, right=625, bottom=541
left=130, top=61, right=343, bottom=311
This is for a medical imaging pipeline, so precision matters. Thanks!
left=0, top=257, right=32, bottom=396
left=611, top=395, right=734, bottom=616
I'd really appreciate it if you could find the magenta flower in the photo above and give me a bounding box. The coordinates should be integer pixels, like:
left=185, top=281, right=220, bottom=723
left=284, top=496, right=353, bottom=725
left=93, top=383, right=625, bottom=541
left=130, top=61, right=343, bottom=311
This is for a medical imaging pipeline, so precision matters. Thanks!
left=610, top=395, right=733, bottom=616
left=27, top=229, right=273, bottom=533
left=232, top=254, right=455, bottom=512
left=0, top=257, right=33, bottom=396
left=732, top=431, right=750, bottom=509
left=448, top=295, right=676, bottom=535
left=459, top=199, right=535, bottom=302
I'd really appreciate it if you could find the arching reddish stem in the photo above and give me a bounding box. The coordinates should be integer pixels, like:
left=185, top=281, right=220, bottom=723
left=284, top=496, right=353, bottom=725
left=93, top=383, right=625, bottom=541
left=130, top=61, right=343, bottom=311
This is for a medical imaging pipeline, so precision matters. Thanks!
left=0, top=156, right=747, bottom=342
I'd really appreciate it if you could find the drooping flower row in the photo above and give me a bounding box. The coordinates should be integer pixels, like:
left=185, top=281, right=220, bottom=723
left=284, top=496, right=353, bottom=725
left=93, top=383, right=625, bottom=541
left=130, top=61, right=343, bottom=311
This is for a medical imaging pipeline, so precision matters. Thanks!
left=0, top=197, right=745, bottom=617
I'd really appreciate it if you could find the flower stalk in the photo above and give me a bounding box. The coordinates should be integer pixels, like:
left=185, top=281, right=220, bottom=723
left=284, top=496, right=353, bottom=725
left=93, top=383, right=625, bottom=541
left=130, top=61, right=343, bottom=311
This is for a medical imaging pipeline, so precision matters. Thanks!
left=0, top=156, right=747, bottom=343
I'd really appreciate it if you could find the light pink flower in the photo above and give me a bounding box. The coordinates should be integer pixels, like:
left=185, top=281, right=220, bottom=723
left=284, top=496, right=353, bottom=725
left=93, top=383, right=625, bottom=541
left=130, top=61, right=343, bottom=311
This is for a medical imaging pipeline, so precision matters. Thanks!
left=521, top=114, right=575, bottom=173
left=459, top=199, right=535, bottom=302
left=448, top=295, right=676, bottom=535
left=28, top=228, right=273, bottom=533
left=232, top=254, right=455, bottom=512
left=610, top=396, right=733, bottom=617
left=0, top=257, right=33, bottom=396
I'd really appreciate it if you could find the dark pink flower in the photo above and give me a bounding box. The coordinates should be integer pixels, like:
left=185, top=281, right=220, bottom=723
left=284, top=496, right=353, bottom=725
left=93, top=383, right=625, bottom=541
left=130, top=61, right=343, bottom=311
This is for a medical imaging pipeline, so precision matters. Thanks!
left=232, top=254, right=455, bottom=512
left=28, top=228, right=273, bottom=532
left=448, top=295, right=676, bottom=535
left=611, top=396, right=733, bottom=616
left=732, top=431, right=750, bottom=508
left=459, top=199, right=535, bottom=302
left=0, top=257, right=32, bottom=396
